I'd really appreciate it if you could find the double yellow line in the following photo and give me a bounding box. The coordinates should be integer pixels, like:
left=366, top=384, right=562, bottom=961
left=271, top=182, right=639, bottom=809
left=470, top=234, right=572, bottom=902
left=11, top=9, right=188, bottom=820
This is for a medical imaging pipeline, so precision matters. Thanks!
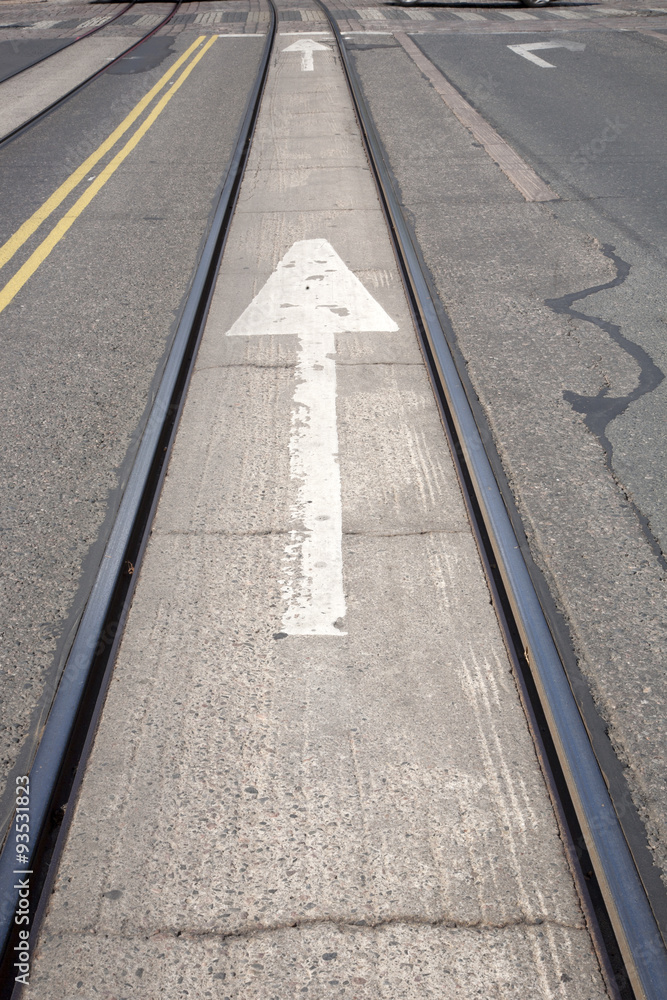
left=0, top=34, right=217, bottom=315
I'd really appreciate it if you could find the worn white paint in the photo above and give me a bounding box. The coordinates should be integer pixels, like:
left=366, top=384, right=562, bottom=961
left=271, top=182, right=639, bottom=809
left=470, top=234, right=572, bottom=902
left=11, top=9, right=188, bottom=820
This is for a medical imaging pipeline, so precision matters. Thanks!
left=227, top=239, right=397, bottom=636
left=508, top=40, right=586, bottom=68
left=282, top=324, right=345, bottom=635
left=282, top=37, right=329, bottom=71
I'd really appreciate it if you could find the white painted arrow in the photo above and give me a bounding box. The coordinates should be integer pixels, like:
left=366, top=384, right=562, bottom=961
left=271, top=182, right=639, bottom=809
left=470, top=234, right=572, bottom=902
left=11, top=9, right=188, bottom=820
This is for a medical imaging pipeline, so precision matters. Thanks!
left=282, top=37, right=330, bottom=72
left=227, top=239, right=398, bottom=636
left=508, top=41, right=585, bottom=68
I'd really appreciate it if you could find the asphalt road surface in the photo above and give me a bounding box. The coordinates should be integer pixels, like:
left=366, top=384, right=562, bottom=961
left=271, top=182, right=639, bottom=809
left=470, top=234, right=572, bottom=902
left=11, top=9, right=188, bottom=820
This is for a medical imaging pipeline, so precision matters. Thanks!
left=0, top=41, right=73, bottom=83
left=349, top=11, right=667, bottom=914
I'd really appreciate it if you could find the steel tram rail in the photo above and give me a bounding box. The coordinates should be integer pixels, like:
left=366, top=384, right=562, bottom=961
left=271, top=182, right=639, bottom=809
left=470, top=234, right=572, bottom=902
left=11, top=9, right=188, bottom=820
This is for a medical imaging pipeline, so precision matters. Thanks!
left=312, top=4, right=667, bottom=998
left=0, top=0, right=184, bottom=149
left=0, top=1, right=137, bottom=88
left=0, top=2, right=277, bottom=992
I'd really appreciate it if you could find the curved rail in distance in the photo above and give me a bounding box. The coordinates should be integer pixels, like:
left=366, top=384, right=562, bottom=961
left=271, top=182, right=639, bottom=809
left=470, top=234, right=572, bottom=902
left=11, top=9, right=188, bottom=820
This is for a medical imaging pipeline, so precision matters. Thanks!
left=0, top=3, right=277, bottom=992
left=0, top=0, right=184, bottom=148
left=0, top=1, right=137, bottom=88
left=314, top=3, right=667, bottom=999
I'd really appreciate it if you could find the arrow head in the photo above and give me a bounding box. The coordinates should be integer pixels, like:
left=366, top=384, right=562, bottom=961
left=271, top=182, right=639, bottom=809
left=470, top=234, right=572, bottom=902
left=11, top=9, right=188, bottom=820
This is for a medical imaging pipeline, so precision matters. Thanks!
left=282, top=39, right=330, bottom=53
left=226, top=239, right=398, bottom=339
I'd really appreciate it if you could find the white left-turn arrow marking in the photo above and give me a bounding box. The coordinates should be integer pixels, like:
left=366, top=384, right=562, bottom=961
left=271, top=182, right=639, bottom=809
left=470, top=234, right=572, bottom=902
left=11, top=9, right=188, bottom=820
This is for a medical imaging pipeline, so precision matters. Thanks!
left=508, top=41, right=585, bottom=68
left=227, top=239, right=398, bottom=636
left=282, top=37, right=330, bottom=71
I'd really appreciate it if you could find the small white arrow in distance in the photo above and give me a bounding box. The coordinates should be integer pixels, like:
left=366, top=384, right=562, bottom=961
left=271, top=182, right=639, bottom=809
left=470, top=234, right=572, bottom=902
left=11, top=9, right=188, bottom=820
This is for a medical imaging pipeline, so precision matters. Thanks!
left=227, top=239, right=398, bottom=637
left=282, top=37, right=330, bottom=72
left=508, top=41, right=585, bottom=68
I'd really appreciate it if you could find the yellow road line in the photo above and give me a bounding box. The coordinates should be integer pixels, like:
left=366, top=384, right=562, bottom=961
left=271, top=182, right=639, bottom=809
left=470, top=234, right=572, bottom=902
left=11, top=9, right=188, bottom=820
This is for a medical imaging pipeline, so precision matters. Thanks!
left=0, top=35, right=207, bottom=273
left=0, top=35, right=217, bottom=316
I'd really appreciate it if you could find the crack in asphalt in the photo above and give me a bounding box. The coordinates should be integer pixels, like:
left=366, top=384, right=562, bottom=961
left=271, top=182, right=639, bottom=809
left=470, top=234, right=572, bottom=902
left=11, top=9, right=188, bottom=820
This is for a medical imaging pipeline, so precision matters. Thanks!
left=173, top=912, right=584, bottom=939
left=545, top=243, right=666, bottom=571
left=53, top=912, right=584, bottom=943
left=193, top=363, right=296, bottom=372
left=344, top=528, right=463, bottom=537
left=159, top=528, right=463, bottom=538
left=336, top=361, right=424, bottom=368
left=159, top=528, right=290, bottom=537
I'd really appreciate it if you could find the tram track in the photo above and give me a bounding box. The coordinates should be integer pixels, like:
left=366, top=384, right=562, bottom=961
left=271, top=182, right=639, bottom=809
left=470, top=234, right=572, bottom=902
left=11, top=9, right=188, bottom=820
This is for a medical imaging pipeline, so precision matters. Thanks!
left=313, top=4, right=667, bottom=998
left=0, top=1, right=137, bottom=88
left=0, top=1, right=666, bottom=996
left=0, top=0, right=184, bottom=148
left=0, top=3, right=277, bottom=992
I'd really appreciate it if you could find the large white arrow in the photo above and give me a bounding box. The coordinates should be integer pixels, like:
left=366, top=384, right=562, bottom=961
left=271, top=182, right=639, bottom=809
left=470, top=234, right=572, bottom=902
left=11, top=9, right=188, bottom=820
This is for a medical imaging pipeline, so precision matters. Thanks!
left=507, top=41, right=585, bottom=68
left=282, top=37, right=330, bottom=72
left=227, top=239, right=397, bottom=636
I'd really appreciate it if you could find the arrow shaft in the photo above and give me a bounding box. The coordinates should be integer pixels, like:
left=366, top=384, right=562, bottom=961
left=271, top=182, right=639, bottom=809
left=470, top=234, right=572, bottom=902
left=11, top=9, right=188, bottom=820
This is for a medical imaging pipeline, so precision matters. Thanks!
left=226, top=238, right=397, bottom=637
left=302, top=50, right=314, bottom=71
left=282, top=330, right=346, bottom=635
left=523, top=41, right=586, bottom=51
left=508, top=41, right=586, bottom=68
